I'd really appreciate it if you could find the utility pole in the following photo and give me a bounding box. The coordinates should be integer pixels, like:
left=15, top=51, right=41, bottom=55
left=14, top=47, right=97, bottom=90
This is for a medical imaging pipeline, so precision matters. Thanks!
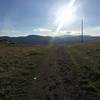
left=81, top=19, right=84, bottom=43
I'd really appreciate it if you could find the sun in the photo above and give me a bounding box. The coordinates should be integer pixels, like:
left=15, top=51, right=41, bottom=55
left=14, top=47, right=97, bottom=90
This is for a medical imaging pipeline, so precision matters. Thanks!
left=55, top=0, right=77, bottom=33
left=55, top=6, right=76, bottom=33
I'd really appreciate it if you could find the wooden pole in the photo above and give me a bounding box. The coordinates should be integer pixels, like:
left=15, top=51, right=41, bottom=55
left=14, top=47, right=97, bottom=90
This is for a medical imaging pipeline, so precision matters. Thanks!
left=81, top=19, right=84, bottom=42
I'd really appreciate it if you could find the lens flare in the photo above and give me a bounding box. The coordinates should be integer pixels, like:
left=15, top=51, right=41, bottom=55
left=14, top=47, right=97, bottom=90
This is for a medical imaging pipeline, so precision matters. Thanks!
left=56, top=0, right=77, bottom=33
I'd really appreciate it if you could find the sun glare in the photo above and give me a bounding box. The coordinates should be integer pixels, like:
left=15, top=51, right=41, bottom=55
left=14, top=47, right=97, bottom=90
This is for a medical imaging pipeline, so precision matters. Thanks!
left=55, top=0, right=78, bottom=34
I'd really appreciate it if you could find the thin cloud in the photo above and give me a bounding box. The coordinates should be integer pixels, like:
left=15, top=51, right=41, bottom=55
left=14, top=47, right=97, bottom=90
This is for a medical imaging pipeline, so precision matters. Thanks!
left=33, top=28, right=73, bottom=36
left=95, top=26, right=100, bottom=30
left=33, top=28, right=52, bottom=32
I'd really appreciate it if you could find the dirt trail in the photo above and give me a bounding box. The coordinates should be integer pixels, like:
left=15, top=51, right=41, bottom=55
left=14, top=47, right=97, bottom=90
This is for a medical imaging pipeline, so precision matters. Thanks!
left=32, top=46, right=80, bottom=100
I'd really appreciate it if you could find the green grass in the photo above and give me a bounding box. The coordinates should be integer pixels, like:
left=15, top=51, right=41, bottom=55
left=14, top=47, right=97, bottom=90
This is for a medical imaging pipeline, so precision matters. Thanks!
left=66, top=41, right=100, bottom=100
left=0, top=41, right=100, bottom=100
left=0, top=43, right=49, bottom=100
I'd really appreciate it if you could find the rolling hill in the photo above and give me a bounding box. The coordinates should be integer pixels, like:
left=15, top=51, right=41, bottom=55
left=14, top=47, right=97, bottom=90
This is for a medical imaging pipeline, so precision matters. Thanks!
left=0, top=35, right=100, bottom=44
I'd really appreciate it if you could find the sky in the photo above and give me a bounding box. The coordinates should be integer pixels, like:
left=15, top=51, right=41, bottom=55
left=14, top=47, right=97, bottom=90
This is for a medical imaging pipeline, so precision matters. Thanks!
left=0, top=0, right=100, bottom=36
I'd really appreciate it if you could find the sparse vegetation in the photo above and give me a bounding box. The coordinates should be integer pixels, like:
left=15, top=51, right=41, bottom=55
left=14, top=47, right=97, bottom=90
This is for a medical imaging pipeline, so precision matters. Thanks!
left=0, top=41, right=100, bottom=100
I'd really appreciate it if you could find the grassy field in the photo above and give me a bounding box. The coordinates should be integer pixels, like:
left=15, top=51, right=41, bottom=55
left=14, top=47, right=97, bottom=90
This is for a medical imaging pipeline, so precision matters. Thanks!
left=66, top=41, right=100, bottom=100
left=0, top=41, right=100, bottom=100
left=0, top=43, right=49, bottom=100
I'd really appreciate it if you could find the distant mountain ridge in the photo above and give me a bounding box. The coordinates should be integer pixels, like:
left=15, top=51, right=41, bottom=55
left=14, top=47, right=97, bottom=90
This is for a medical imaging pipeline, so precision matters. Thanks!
left=0, top=35, right=100, bottom=44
